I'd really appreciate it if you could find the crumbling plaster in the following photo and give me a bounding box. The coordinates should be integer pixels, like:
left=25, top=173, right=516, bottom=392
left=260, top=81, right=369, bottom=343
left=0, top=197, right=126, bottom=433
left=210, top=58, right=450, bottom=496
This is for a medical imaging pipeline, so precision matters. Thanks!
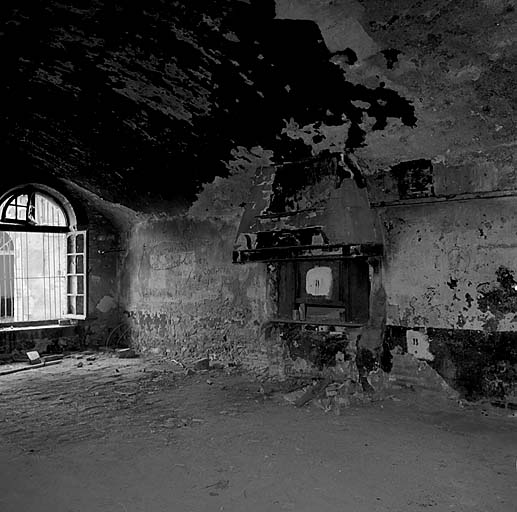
left=2, top=1, right=516, bottom=396
left=121, top=214, right=270, bottom=365
left=381, top=197, right=517, bottom=332
left=274, top=0, right=516, bottom=182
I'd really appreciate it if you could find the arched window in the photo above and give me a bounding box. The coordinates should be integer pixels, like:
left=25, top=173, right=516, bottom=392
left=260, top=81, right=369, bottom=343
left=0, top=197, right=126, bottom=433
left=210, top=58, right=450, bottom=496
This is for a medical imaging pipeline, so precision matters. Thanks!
left=0, top=185, right=86, bottom=326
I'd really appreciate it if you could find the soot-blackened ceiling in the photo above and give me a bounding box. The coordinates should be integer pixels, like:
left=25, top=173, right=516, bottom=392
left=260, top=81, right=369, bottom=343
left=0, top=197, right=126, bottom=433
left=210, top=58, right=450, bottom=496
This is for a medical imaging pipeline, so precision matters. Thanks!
left=0, top=0, right=417, bottom=207
left=1, top=1, right=515, bottom=209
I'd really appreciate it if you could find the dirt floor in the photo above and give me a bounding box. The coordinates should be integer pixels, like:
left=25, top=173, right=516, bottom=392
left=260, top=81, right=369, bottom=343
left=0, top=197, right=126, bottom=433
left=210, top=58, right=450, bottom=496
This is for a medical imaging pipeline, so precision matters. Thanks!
left=0, top=353, right=515, bottom=512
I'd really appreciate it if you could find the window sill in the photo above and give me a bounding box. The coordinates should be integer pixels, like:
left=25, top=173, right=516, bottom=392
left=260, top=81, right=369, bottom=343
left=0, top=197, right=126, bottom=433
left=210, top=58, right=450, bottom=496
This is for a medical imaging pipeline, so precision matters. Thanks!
left=269, top=318, right=366, bottom=328
left=0, top=320, right=79, bottom=332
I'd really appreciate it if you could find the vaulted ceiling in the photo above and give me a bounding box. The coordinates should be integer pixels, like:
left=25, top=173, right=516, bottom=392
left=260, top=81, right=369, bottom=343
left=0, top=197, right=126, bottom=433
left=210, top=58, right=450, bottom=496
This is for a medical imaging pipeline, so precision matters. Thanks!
left=1, top=0, right=515, bottom=210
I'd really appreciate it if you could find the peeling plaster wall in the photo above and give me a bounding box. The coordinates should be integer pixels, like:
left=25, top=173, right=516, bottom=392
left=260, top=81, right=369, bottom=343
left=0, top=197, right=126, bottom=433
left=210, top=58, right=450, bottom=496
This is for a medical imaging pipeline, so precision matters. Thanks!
left=382, top=197, right=517, bottom=332
left=118, top=148, right=278, bottom=367
left=2, top=0, right=516, bottom=396
left=121, top=216, right=270, bottom=365
left=378, top=197, right=517, bottom=401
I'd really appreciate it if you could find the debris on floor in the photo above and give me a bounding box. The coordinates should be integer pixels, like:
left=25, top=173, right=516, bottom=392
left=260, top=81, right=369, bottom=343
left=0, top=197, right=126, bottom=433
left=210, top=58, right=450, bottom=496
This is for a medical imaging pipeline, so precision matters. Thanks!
left=26, top=351, right=41, bottom=365
left=116, top=348, right=138, bottom=359
left=0, top=356, right=63, bottom=376
left=193, top=356, right=210, bottom=370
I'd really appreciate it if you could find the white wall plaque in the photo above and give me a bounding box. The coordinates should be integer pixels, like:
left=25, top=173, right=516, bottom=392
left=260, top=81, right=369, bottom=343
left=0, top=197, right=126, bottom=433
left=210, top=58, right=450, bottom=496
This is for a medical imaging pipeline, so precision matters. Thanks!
left=306, top=266, right=332, bottom=297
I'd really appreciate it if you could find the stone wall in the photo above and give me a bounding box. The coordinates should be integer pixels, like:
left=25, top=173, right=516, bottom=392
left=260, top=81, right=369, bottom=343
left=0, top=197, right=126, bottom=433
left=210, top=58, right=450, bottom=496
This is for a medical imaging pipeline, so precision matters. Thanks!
left=381, top=196, right=517, bottom=332
left=121, top=216, right=270, bottom=366
left=358, top=158, right=517, bottom=400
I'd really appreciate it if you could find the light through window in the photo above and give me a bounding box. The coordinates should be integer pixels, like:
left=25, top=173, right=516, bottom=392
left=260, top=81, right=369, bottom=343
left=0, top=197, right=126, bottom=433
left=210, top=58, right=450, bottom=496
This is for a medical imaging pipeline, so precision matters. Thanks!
left=0, top=187, right=86, bottom=325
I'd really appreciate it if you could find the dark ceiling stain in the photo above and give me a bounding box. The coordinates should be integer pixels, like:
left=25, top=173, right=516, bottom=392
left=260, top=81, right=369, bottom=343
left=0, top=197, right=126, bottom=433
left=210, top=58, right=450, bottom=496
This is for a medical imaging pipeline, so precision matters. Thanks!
left=381, top=48, right=401, bottom=69
left=331, top=48, right=358, bottom=65
left=390, top=159, right=434, bottom=199
left=0, top=0, right=416, bottom=208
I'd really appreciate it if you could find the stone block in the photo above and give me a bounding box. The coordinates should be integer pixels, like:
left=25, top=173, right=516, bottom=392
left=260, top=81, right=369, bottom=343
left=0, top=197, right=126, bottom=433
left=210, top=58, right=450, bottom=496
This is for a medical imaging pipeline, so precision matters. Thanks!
left=116, top=348, right=138, bottom=359
left=26, top=351, right=41, bottom=365
left=193, top=357, right=210, bottom=370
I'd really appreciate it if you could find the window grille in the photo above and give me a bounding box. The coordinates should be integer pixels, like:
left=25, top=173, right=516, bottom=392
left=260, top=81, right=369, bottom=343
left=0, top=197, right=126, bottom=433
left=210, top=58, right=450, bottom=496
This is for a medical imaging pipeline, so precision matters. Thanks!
left=0, top=187, right=86, bottom=325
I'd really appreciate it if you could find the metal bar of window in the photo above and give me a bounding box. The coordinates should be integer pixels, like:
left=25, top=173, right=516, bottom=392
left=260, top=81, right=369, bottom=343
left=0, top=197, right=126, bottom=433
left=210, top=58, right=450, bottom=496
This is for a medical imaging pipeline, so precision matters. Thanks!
left=18, top=232, right=23, bottom=322
left=25, top=231, right=29, bottom=321
left=1, top=246, right=5, bottom=317
left=9, top=249, right=12, bottom=316
left=44, top=204, right=48, bottom=316
left=43, top=231, right=47, bottom=320
left=0, top=191, right=81, bottom=325
left=7, top=246, right=12, bottom=317
left=52, top=224, right=56, bottom=320
left=58, top=232, right=62, bottom=317
left=51, top=204, right=56, bottom=319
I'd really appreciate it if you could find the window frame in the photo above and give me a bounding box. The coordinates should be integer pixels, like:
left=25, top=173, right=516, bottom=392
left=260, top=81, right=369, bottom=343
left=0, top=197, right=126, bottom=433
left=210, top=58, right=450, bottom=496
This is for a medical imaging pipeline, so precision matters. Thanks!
left=65, top=231, right=87, bottom=320
left=0, top=185, right=87, bottom=327
left=0, top=187, right=71, bottom=230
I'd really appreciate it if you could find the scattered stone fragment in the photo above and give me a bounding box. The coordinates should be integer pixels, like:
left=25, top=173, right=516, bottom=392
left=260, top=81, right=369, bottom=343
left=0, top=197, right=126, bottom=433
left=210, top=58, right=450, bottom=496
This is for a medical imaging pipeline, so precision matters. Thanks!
left=205, top=479, right=229, bottom=490
left=26, top=351, right=41, bottom=365
left=42, top=354, right=64, bottom=363
left=295, top=378, right=331, bottom=407
left=86, top=356, right=96, bottom=361
left=325, top=383, right=341, bottom=397
left=283, top=389, right=306, bottom=404
left=77, top=362, right=84, bottom=368
left=194, top=357, right=210, bottom=370
left=116, top=348, right=138, bottom=359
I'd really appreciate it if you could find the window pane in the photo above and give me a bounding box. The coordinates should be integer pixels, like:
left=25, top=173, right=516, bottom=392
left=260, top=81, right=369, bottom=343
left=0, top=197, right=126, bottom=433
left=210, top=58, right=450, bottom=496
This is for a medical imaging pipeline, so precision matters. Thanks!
left=56, top=209, right=66, bottom=226
left=77, top=277, right=84, bottom=294
left=67, top=296, right=76, bottom=315
left=0, top=232, right=13, bottom=251
left=76, top=234, right=85, bottom=253
left=17, top=195, right=28, bottom=206
left=67, top=256, right=75, bottom=274
left=76, top=255, right=84, bottom=274
left=76, top=296, right=84, bottom=315
left=16, top=207, right=27, bottom=221
left=6, top=206, right=16, bottom=219
left=67, top=276, right=77, bottom=294
left=67, top=235, right=75, bottom=253
left=34, top=193, right=67, bottom=227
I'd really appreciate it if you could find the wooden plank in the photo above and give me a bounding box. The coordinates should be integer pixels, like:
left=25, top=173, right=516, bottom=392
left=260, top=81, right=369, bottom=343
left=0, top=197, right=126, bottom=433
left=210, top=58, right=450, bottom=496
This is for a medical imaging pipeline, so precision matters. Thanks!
left=277, top=261, right=296, bottom=318
left=348, top=259, right=370, bottom=323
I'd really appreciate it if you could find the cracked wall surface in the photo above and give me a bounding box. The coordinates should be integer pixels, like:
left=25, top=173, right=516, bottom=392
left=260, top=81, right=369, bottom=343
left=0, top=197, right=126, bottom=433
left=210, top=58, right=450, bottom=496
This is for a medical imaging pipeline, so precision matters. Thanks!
left=120, top=215, right=270, bottom=366
left=1, top=1, right=516, bottom=398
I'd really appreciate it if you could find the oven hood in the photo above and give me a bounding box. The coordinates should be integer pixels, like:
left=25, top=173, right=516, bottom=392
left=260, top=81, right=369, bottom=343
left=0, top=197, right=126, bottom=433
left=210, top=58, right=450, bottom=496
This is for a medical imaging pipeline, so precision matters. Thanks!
left=233, top=154, right=383, bottom=263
